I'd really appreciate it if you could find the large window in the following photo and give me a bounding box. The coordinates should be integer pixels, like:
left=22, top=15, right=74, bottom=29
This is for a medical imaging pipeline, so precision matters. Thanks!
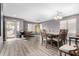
left=28, top=24, right=36, bottom=32
left=60, top=18, right=76, bottom=37
left=27, top=24, right=41, bottom=33
left=16, top=21, right=20, bottom=32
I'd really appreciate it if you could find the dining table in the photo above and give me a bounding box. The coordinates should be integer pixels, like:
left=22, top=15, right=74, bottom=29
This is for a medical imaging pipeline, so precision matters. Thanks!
left=46, top=32, right=59, bottom=38
left=46, top=32, right=59, bottom=46
left=69, top=36, right=79, bottom=48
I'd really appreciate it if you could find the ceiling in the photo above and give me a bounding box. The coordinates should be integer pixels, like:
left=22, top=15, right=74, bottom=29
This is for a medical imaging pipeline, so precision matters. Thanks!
left=3, top=3, right=79, bottom=22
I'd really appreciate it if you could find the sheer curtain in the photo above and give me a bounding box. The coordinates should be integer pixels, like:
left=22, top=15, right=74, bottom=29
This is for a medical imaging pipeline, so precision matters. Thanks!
left=17, top=21, right=20, bottom=32
left=28, top=24, right=35, bottom=32
left=60, top=18, right=77, bottom=39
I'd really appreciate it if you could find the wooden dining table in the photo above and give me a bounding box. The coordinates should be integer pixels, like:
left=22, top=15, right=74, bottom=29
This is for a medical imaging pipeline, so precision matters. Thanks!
left=69, top=36, right=79, bottom=48
left=46, top=32, right=59, bottom=38
left=46, top=32, right=59, bottom=46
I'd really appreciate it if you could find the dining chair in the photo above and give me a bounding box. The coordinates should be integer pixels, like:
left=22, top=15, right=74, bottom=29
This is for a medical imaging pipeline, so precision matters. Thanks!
left=59, top=32, right=79, bottom=56
left=52, top=29, right=68, bottom=49
left=41, top=29, right=51, bottom=48
left=68, top=33, right=79, bottom=56
left=69, top=48, right=79, bottom=56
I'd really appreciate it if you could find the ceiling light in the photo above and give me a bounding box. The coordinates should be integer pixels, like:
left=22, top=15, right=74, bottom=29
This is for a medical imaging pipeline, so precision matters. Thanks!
left=53, top=11, right=63, bottom=20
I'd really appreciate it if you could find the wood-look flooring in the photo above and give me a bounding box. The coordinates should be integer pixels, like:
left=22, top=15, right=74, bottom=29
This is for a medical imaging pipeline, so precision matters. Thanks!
left=0, top=35, right=59, bottom=56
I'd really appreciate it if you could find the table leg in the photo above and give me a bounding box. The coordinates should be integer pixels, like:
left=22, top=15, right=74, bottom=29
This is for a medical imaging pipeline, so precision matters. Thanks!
left=42, top=37, right=43, bottom=45
left=60, top=51, right=62, bottom=56
left=75, top=39, right=78, bottom=48
left=51, top=38, right=53, bottom=46
left=69, top=38, right=71, bottom=46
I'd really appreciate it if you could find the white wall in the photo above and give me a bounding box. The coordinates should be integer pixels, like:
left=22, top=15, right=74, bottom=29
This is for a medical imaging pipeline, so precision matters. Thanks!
left=23, top=21, right=28, bottom=32
left=41, top=20, right=60, bottom=33
left=76, top=15, right=79, bottom=33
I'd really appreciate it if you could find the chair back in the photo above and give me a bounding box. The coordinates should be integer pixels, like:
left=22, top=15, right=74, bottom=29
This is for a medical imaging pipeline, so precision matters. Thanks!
left=59, top=29, right=68, bottom=44
left=41, top=29, right=47, bottom=39
left=76, top=33, right=79, bottom=37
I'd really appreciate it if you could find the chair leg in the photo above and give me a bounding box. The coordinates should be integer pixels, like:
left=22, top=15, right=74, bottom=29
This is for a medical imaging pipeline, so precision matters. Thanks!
left=42, top=38, right=43, bottom=45
left=57, top=42, right=59, bottom=49
left=46, top=40, right=48, bottom=48
left=64, top=53, right=66, bottom=56
left=64, top=39, right=67, bottom=44
left=60, top=51, right=62, bottom=56
left=51, top=40, right=53, bottom=46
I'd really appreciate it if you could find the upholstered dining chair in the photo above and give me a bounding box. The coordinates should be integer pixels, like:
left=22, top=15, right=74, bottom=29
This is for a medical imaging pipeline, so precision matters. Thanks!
left=52, top=29, right=68, bottom=49
left=41, top=29, right=51, bottom=48
left=68, top=33, right=79, bottom=56
left=69, top=48, right=79, bottom=56
left=59, top=33, right=79, bottom=56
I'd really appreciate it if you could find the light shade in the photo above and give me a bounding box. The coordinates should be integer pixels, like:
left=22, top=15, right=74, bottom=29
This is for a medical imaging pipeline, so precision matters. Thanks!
left=53, top=15, right=63, bottom=20
left=53, top=11, right=63, bottom=20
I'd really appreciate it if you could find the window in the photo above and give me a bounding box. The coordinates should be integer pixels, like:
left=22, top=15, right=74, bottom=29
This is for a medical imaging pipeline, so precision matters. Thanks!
left=17, top=21, right=20, bottom=31
left=68, top=19, right=76, bottom=36
left=28, top=24, right=35, bottom=32
left=60, top=18, right=76, bottom=36
left=27, top=24, right=41, bottom=33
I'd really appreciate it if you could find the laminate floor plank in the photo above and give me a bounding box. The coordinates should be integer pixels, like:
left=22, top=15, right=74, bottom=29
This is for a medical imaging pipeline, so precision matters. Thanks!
left=0, top=43, right=8, bottom=56
left=0, top=36, right=59, bottom=56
